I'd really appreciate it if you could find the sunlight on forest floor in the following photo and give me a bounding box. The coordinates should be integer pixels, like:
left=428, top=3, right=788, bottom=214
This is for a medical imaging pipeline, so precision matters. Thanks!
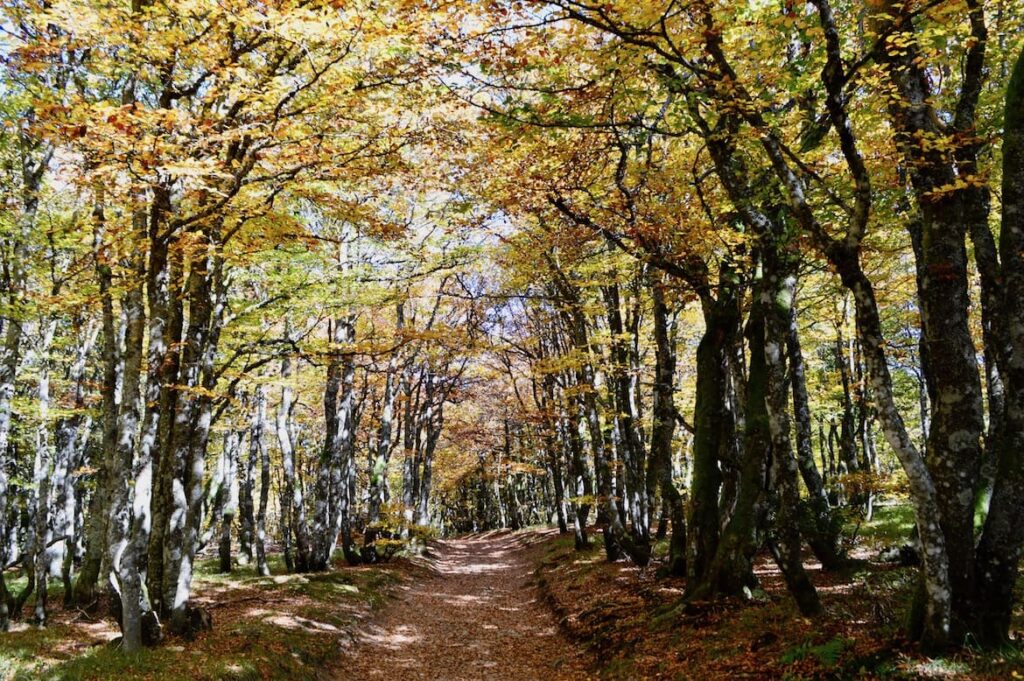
left=1, top=517, right=1021, bottom=680
left=0, top=553, right=403, bottom=681
left=531, top=505, right=1024, bottom=680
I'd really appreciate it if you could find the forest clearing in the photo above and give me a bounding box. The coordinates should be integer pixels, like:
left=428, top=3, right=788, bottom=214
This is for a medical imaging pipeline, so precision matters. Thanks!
left=0, top=0, right=1023, bottom=678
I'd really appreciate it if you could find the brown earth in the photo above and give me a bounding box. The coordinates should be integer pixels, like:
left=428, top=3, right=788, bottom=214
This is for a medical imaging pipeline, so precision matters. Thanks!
left=334, top=530, right=591, bottom=681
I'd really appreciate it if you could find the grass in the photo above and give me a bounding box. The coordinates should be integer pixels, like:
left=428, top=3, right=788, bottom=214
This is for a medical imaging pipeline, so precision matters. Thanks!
left=856, top=503, right=916, bottom=547
left=0, top=551, right=402, bottom=681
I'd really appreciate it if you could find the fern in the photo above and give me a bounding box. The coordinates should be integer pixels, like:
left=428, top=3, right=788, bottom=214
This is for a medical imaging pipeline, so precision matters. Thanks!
left=780, top=637, right=849, bottom=668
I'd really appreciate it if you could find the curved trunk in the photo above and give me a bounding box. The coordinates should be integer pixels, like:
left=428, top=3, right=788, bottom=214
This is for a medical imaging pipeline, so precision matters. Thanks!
left=835, top=254, right=951, bottom=650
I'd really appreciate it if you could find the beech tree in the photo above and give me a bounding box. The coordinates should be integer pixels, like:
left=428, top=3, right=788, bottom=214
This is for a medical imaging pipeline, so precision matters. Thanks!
left=439, top=0, right=1024, bottom=647
left=0, top=0, right=1021, bottom=665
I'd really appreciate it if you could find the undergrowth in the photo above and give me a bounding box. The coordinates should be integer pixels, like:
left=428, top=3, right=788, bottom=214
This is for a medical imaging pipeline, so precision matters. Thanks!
left=0, top=553, right=401, bottom=681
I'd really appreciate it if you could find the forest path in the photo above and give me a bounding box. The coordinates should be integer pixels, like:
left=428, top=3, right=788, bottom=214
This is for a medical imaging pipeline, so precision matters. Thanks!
left=333, top=530, right=591, bottom=680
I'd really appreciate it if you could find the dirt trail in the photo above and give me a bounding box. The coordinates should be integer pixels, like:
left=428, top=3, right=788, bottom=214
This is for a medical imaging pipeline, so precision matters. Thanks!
left=334, top=530, right=590, bottom=680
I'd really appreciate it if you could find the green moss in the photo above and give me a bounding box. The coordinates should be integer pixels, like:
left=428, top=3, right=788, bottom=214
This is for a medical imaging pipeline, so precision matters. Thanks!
left=599, top=656, right=636, bottom=679
left=648, top=599, right=686, bottom=632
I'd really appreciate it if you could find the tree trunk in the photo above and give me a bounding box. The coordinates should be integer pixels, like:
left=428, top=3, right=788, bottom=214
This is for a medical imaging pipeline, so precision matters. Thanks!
left=835, top=254, right=952, bottom=651
left=690, top=303, right=767, bottom=601
left=312, top=316, right=357, bottom=570
left=883, top=23, right=988, bottom=642
left=218, top=430, right=241, bottom=573
left=55, top=319, right=95, bottom=608
left=277, top=351, right=311, bottom=572
left=834, top=321, right=860, bottom=476
left=364, top=304, right=404, bottom=561
left=74, top=205, right=120, bottom=610
left=113, top=236, right=147, bottom=649
left=974, top=44, right=1024, bottom=645
left=146, top=244, right=183, bottom=616
left=648, top=274, right=685, bottom=576
left=32, top=319, right=57, bottom=626
left=237, top=394, right=256, bottom=566
left=787, top=297, right=844, bottom=569
left=602, top=280, right=649, bottom=551
left=0, top=298, right=20, bottom=628
left=686, top=300, right=735, bottom=586
left=416, top=399, right=442, bottom=527
left=401, top=367, right=421, bottom=535
left=562, top=406, right=592, bottom=550
left=537, top=377, right=568, bottom=535
left=163, top=244, right=225, bottom=637
left=252, top=388, right=271, bottom=577
left=763, top=269, right=821, bottom=616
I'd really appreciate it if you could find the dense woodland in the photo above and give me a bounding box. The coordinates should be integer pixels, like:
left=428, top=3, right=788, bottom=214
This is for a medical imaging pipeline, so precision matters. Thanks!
left=0, top=0, right=1022, bottom=673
